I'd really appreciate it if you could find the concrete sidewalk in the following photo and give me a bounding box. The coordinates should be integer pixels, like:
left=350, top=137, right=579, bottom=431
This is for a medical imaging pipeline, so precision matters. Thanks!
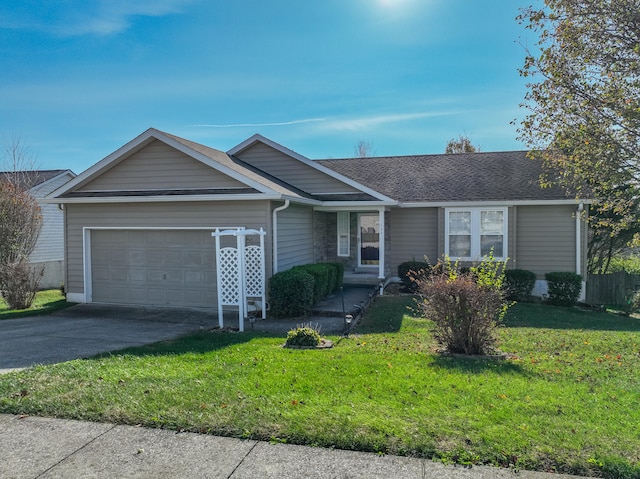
left=0, top=414, right=589, bottom=479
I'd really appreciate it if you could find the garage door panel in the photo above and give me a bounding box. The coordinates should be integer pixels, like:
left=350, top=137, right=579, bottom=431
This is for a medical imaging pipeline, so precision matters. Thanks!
left=91, top=230, right=216, bottom=308
left=129, top=250, right=146, bottom=265
left=165, top=251, right=183, bottom=266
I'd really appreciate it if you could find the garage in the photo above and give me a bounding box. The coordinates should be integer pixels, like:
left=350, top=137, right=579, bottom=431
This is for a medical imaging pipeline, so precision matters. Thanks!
left=90, top=229, right=216, bottom=309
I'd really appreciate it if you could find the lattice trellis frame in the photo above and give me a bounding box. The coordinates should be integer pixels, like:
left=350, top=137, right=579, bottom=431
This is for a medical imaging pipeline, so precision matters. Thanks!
left=212, top=228, right=266, bottom=331
left=244, top=245, right=264, bottom=297
left=218, top=247, right=240, bottom=305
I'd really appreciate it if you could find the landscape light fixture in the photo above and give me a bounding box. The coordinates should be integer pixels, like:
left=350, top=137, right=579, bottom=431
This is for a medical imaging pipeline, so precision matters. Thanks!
left=344, top=314, right=353, bottom=337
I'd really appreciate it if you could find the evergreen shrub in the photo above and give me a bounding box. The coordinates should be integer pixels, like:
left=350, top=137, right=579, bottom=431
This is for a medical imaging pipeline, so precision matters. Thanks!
left=504, top=269, right=536, bottom=302
left=268, top=268, right=314, bottom=318
left=545, top=272, right=583, bottom=306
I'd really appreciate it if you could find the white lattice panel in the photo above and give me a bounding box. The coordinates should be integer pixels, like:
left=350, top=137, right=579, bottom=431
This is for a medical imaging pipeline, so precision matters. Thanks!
left=244, top=245, right=264, bottom=297
left=219, top=247, right=239, bottom=305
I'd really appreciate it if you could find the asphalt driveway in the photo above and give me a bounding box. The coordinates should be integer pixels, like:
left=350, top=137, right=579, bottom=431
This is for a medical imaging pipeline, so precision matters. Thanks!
left=0, top=304, right=213, bottom=374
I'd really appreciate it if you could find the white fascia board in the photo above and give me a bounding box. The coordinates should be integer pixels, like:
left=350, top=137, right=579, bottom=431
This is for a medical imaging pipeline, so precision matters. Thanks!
left=228, top=134, right=395, bottom=203
left=41, top=194, right=281, bottom=204
left=399, top=199, right=590, bottom=208
left=30, top=170, right=77, bottom=196
left=157, top=131, right=278, bottom=195
left=315, top=201, right=396, bottom=211
left=46, top=129, right=159, bottom=199
left=280, top=195, right=321, bottom=206
left=46, top=129, right=279, bottom=200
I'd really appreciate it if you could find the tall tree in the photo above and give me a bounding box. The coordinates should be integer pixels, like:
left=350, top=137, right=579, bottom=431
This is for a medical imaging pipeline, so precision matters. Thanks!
left=0, top=136, right=44, bottom=308
left=517, top=0, right=640, bottom=272
left=445, top=135, right=480, bottom=154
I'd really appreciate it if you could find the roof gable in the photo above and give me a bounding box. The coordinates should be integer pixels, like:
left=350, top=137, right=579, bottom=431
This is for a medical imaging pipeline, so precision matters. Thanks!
left=228, top=134, right=393, bottom=202
left=76, top=139, right=247, bottom=192
left=49, top=129, right=308, bottom=201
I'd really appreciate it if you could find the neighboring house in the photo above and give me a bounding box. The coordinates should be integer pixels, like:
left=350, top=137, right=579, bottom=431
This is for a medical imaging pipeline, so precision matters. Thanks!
left=44, top=128, right=588, bottom=312
left=1, top=170, right=76, bottom=289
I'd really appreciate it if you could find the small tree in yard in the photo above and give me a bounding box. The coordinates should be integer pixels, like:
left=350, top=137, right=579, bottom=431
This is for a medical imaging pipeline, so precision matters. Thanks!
left=414, top=255, right=510, bottom=356
left=0, top=178, right=43, bottom=310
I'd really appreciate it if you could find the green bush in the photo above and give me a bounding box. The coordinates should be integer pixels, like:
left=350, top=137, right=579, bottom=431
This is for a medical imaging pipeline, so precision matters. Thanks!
left=608, top=255, right=640, bottom=274
left=414, top=255, right=510, bottom=355
left=622, top=289, right=640, bottom=315
left=545, top=272, right=583, bottom=307
left=324, top=264, right=337, bottom=295
left=285, top=323, right=321, bottom=347
left=327, top=262, right=345, bottom=292
left=504, top=269, right=536, bottom=302
left=294, top=264, right=332, bottom=303
left=398, top=261, right=431, bottom=292
left=268, top=268, right=314, bottom=319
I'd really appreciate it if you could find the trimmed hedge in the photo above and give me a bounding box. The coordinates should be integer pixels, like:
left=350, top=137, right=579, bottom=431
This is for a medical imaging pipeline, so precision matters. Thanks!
left=328, top=262, right=345, bottom=292
left=398, top=261, right=431, bottom=292
left=268, top=268, right=314, bottom=318
left=293, top=264, right=331, bottom=303
left=269, top=263, right=345, bottom=319
left=504, top=269, right=536, bottom=302
left=545, top=272, right=583, bottom=307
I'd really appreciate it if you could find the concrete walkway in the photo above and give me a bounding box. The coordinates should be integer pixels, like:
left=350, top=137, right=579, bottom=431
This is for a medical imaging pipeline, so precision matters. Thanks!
left=0, top=414, right=588, bottom=479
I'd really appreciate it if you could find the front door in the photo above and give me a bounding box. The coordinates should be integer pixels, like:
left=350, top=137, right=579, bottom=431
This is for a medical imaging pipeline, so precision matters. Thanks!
left=358, top=213, right=379, bottom=267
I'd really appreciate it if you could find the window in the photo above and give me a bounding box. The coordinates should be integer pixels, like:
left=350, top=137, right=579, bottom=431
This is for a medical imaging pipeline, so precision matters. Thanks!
left=445, top=208, right=507, bottom=260
left=337, top=211, right=350, bottom=257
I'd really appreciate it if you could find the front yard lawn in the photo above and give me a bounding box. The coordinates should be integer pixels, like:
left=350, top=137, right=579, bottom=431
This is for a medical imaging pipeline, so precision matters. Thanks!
left=0, top=289, right=74, bottom=320
left=0, top=297, right=639, bottom=478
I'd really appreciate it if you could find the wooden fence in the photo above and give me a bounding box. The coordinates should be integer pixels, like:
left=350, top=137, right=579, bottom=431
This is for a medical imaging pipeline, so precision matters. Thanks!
left=586, top=272, right=640, bottom=305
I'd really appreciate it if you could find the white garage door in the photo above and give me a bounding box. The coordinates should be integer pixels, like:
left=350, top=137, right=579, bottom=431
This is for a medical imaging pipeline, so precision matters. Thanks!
left=91, top=230, right=216, bottom=308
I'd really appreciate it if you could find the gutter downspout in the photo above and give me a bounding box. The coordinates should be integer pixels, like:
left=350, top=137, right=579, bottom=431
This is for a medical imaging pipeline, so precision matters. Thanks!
left=272, top=199, right=290, bottom=275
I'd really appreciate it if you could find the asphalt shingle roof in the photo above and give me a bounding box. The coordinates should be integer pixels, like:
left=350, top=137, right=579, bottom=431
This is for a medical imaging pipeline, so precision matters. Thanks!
left=317, top=151, right=570, bottom=203
left=0, top=170, right=68, bottom=189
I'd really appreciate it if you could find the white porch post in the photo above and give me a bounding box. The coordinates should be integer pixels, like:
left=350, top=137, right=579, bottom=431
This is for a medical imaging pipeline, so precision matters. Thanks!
left=213, top=229, right=224, bottom=329
left=378, top=207, right=385, bottom=280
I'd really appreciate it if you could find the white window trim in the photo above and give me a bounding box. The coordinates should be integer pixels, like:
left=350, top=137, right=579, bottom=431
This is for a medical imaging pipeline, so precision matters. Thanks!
left=337, top=211, right=350, bottom=257
left=444, top=207, right=508, bottom=261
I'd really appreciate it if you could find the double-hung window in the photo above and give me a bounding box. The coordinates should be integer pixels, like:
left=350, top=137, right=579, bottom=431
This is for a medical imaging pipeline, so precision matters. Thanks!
left=445, top=207, right=507, bottom=260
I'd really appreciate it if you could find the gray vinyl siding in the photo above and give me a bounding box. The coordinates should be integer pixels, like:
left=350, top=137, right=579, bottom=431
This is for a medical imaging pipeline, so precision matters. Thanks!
left=64, top=200, right=272, bottom=296
left=389, top=208, right=438, bottom=275
left=78, top=140, right=246, bottom=191
left=516, top=205, right=578, bottom=278
left=276, top=203, right=314, bottom=272
left=235, top=143, right=360, bottom=194
left=31, top=172, right=75, bottom=263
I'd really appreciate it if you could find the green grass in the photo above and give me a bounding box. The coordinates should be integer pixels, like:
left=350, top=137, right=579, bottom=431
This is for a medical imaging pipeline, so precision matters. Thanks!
left=1, top=297, right=639, bottom=477
left=0, top=289, right=74, bottom=320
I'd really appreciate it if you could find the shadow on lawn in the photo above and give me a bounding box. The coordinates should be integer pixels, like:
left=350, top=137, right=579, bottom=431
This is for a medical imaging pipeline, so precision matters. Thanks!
left=355, top=296, right=415, bottom=334
left=0, top=299, right=75, bottom=320
left=504, top=303, right=640, bottom=332
left=430, top=352, right=529, bottom=376
left=92, top=329, right=278, bottom=359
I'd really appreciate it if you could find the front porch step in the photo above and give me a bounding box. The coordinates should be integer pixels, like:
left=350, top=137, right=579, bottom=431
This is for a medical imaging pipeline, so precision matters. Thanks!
left=343, top=271, right=382, bottom=286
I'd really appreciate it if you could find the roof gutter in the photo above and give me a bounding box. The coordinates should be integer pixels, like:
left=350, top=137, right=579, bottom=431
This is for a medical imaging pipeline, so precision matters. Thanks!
left=40, top=194, right=282, bottom=204
left=399, top=199, right=592, bottom=208
left=272, top=199, right=290, bottom=274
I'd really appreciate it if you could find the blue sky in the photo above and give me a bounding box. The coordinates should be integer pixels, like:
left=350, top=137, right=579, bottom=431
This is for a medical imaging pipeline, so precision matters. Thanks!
left=0, top=1, right=538, bottom=173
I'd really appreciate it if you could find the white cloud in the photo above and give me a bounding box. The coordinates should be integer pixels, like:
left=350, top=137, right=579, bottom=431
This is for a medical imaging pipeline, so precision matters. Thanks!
left=1, top=0, right=194, bottom=37
left=319, top=111, right=459, bottom=131
left=192, top=118, right=326, bottom=128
